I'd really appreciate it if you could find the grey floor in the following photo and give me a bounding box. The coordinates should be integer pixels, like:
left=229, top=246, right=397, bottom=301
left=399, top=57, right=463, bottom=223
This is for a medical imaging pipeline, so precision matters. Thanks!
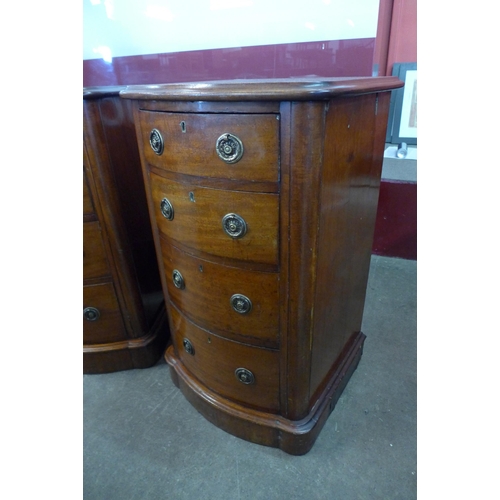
left=83, top=254, right=417, bottom=500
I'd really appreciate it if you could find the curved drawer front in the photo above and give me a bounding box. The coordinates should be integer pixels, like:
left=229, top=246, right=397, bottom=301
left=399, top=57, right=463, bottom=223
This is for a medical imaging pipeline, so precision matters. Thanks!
left=139, top=110, right=279, bottom=183
left=83, top=283, right=127, bottom=344
left=83, top=221, right=110, bottom=280
left=150, top=172, right=279, bottom=265
left=171, top=306, right=280, bottom=412
left=83, top=170, right=94, bottom=215
left=161, top=239, right=279, bottom=345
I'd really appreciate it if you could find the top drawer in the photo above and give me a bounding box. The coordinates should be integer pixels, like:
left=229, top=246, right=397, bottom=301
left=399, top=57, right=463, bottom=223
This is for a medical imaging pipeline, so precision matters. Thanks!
left=138, top=111, right=279, bottom=183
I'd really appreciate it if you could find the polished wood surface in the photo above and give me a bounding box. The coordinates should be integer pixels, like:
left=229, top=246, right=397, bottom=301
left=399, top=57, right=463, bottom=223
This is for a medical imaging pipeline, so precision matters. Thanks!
left=120, top=76, right=403, bottom=101
left=309, top=92, right=391, bottom=401
left=83, top=222, right=110, bottom=280
left=160, top=238, right=280, bottom=347
left=139, top=111, right=280, bottom=183
left=149, top=172, right=279, bottom=265
left=83, top=283, right=127, bottom=344
left=83, top=88, right=169, bottom=373
left=282, top=100, right=327, bottom=420
left=124, top=77, right=401, bottom=453
left=165, top=330, right=365, bottom=454
left=83, top=170, right=94, bottom=215
left=170, top=305, right=280, bottom=412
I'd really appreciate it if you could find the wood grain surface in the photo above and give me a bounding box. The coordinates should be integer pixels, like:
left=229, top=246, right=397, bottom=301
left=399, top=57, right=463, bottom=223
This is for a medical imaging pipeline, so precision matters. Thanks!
left=150, top=171, right=279, bottom=265
left=126, top=76, right=401, bottom=452
left=139, top=110, right=280, bottom=183
left=83, top=90, right=169, bottom=373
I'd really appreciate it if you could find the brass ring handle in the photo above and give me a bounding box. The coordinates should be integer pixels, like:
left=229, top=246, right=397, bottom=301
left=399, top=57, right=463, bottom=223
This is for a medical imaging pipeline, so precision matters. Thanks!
left=83, top=307, right=100, bottom=321
left=222, top=213, right=247, bottom=239
left=230, top=294, right=252, bottom=314
left=150, top=128, right=164, bottom=155
left=182, top=338, right=195, bottom=355
left=172, top=269, right=185, bottom=289
left=160, top=197, right=174, bottom=220
left=235, top=368, right=255, bottom=385
left=216, top=133, right=244, bottom=164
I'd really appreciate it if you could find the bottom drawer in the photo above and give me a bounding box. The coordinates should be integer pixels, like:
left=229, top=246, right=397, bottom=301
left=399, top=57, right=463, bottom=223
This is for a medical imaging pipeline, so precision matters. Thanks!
left=83, top=282, right=127, bottom=344
left=170, top=306, right=280, bottom=412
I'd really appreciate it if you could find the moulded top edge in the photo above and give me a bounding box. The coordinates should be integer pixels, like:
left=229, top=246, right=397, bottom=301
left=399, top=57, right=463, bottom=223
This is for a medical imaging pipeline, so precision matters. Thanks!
left=83, top=85, right=127, bottom=99
left=118, top=77, right=404, bottom=101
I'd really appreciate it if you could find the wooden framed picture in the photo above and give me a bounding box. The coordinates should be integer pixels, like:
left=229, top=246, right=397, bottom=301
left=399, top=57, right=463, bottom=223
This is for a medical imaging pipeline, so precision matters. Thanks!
left=386, top=63, right=417, bottom=145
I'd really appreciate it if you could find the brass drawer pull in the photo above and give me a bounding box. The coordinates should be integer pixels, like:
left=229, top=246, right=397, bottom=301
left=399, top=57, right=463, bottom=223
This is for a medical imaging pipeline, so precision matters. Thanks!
left=83, top=307, right=100, bottom=321
left=222, top=213, right=247, bottom=239
left=230, top=294, right=252, bottom=314
left=172, top=269, right=185, bottom=289
left=182, top=338, right=195, bottom=355
left=216, top=133, right=244, bottom=164
left=149, top=128, right=164, bottom=155
left=160, top=197, right=174, bottom=220
left=235, top=368, right=255, bottom=385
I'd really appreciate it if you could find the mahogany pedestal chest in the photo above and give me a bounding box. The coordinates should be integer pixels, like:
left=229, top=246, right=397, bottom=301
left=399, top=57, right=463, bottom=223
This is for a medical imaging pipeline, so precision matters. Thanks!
left=121, top=77, right=403, bottom=454
left=83, top=87, right=169, bottom=374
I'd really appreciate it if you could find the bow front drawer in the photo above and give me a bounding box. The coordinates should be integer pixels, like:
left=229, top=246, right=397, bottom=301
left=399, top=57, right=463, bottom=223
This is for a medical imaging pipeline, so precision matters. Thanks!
left=138, top=110, right=279, bottom=183
left=170, top=306, right=280, bottom=412
left=150, top=172, right=279, bottom=265
left=83, top=283, right=127, bottom=344
left=83, top=221, right=110, bottom=280
left=160, top=239, right=279, bottom=346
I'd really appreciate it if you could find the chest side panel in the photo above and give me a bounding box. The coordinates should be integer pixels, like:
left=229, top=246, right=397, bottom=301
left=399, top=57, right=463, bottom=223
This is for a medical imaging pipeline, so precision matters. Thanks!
left=309, top=93, right=390, bottom=399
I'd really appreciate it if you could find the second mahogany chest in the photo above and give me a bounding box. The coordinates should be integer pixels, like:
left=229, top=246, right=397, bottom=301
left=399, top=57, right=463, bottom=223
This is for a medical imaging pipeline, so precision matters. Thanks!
left=83, top=87, right=169, bottom=373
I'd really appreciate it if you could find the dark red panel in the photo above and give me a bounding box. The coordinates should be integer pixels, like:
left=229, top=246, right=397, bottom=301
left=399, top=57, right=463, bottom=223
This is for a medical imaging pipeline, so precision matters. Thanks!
left=372, top=180, right=417, bottom=260
left=83, top=38, right=375, bottom=87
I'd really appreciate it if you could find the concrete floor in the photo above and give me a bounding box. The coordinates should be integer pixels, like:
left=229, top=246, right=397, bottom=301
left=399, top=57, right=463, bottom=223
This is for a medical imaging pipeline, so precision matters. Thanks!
left=83, top=254, right=416, bottom=499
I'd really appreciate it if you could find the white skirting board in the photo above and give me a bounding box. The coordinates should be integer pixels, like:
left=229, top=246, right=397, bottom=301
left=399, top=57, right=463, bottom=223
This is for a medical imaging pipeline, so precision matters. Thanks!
left=382, top=146, right=417, bottom=182
left=384, top=145, right=418, bottom=160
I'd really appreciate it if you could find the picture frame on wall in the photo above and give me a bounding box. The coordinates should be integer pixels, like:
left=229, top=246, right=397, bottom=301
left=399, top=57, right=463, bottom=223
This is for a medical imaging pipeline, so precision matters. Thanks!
left=386, top=62, right=417, bottom=145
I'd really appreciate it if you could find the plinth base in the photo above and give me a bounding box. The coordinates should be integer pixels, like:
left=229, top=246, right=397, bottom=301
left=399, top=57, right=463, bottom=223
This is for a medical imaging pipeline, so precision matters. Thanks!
left=84, top=307, right=169, bottom=374
left=165, top=331, right=365, bottom=455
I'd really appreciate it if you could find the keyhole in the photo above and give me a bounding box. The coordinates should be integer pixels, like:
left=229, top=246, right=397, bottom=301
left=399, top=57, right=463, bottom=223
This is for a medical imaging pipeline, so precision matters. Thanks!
left=180, top=121, right=186, bottom=133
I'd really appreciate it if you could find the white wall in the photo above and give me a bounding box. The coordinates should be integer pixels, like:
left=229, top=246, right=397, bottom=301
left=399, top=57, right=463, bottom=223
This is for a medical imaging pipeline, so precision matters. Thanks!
left=83, top=0, right=379, bottom=61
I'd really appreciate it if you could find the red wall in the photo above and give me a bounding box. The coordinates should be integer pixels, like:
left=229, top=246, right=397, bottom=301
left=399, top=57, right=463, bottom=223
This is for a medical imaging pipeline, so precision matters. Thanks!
left=374, top=0, right=417, bottom=75
left=372, top=0, right=417, bottom=261
left=84, top=39, right=375, bottom=87
left=372, top=181, right=417, bottom=260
